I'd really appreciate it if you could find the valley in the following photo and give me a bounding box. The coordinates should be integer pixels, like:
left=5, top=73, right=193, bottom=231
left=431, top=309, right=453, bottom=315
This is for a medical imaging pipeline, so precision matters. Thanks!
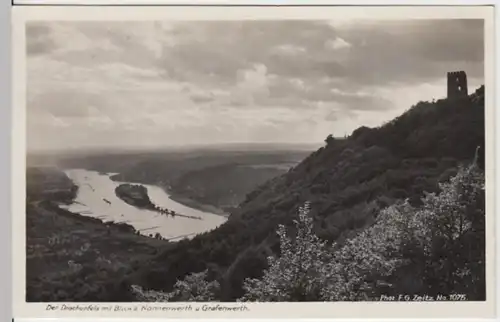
left=25, top=148, right=312, bottom=301
left=123, top=86, right=486, bottom=301
left=25, top=86, right=486, bottom=302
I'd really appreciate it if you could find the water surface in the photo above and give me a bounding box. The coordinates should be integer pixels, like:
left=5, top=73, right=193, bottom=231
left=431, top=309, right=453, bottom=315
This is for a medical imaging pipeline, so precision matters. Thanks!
left=59, top=169, right=227, bottom=241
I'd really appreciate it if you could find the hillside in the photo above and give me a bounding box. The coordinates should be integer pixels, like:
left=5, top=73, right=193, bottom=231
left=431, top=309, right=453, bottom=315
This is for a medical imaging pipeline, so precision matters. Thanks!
left=55, top=150, right=309, bottom=186
left=46, top=149, right=310, bottom=215
left=107, top=150, right=308, bottom=212
left=26, top=166, right=79, bottom=203
left=26, top=168, right=169, bottom=302
left=125, top=86, right=485, bottom=301
left=170, top=163, right=293, bottom=212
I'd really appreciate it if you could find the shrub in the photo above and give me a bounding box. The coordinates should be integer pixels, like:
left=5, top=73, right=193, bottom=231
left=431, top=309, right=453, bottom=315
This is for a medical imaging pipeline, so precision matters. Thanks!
left=129, top=161, right=485, bottom=302
left=131, top=269, right=220, bottom=302
left=239, top=162, right=485, bottom=301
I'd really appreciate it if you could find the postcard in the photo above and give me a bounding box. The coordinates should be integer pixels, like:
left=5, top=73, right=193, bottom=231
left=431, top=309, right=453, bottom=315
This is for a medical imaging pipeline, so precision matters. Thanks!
left=11, top=4, right=496, bottom=319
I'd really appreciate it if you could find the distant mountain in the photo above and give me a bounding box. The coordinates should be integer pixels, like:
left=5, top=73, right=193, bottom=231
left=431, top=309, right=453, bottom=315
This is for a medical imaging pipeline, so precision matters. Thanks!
left=28, top=142, right=321, bottom=158
left=185, top=142, right=322, bottom=152
left=127, top=86, right=485, bottom=301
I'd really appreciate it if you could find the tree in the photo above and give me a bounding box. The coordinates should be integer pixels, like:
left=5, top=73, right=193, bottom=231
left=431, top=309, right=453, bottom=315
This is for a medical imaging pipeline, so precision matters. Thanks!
left=240, top=202, right=334, bottom=301
left=131, top=269, right=220, bottom=302
left=390, top=161, right=485, bottom=298
left=325, top=134, right=335, bottom=145
left=240, top=201, right=404, bottom=301
left=129, top=161, right=485, bottom=302
left=239, top=161, right=485, bottom=302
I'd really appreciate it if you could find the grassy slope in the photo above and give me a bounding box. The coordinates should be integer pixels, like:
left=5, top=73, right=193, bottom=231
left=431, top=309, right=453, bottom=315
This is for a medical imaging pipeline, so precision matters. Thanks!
left=127, top=87, right=485, bottom=301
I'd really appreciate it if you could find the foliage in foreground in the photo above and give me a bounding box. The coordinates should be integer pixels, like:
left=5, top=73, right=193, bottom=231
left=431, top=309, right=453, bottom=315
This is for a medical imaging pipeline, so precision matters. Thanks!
left=132, top=161, right=485, bottom=302
left=132, top=270, right=220, bottom=301
left=95, top=91, right=485, bottom=300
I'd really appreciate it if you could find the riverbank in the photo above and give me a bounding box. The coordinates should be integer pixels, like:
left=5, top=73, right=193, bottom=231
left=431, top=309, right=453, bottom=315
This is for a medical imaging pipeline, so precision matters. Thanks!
left=115, top=183, right=204, bottom=220
left=108, top=172, right=229, bottom=218
left=26, top=166, right=227, bottom=301
left=53, top=201, right=168, bottom=239
left=62, top=169, right=227, bottom=238
left=166, top=191, right=230, bottom=217
left=26, top=199, right=171, bottom=302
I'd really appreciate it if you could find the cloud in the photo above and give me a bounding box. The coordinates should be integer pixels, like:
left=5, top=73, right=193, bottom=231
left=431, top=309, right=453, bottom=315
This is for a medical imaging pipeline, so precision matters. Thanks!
left=190, top=92, right=216, bottom=104
left=271, top=44, right=307, bottom=56
left=325, top=37, right=352, bottom=50
left=327, top=19, right=484, bottom=85
left=26, top=24, right=56, bottom=56
left=26, top=19, right=485, bottom=151
left=231, top=64, right=273, bottom=105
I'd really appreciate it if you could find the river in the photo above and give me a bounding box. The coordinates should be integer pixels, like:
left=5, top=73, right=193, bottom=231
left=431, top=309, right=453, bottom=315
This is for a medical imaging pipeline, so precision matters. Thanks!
left=58, top=169, right=228, bottom=241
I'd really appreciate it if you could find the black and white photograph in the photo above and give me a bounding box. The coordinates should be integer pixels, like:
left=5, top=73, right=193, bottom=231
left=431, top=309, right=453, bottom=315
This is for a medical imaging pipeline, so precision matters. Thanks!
left=13, top=5, right=495, bottom=318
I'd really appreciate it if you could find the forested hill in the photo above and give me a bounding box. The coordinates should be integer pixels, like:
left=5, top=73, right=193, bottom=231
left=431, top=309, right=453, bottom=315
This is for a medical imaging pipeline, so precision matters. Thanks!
left=128, top=85, right=485, bottom=301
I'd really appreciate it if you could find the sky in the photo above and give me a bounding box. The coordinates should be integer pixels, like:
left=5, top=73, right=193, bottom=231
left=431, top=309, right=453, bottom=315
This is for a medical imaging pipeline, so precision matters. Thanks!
left=26, top=19, right=484, bottom=152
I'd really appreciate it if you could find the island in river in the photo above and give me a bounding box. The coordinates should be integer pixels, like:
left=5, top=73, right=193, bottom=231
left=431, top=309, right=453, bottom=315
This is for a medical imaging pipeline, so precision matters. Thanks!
left=115, top=183, right=154, bottom=209
left=115, top=183, right=202, bottom=220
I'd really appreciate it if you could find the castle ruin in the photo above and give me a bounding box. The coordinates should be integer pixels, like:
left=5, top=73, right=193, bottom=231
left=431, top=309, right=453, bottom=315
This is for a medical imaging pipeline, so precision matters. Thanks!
left=447, top=71, right=468, bottom=99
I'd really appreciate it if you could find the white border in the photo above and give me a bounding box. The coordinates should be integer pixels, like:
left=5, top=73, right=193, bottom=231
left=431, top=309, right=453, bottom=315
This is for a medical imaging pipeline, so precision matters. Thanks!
left=9, top=0, right=500, bottom=6
left=11, top=4, right=497, bottom=320
left=1, top=0, right=11, bottom=321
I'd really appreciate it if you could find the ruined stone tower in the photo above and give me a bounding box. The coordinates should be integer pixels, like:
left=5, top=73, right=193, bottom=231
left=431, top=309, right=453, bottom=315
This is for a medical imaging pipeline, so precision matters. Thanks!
left=447, top=71, right=468, bottom=99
